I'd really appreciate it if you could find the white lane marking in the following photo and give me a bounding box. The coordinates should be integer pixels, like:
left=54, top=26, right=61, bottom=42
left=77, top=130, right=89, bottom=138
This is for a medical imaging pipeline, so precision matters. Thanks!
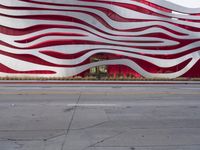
left=67, top=104, right=118, bottom=107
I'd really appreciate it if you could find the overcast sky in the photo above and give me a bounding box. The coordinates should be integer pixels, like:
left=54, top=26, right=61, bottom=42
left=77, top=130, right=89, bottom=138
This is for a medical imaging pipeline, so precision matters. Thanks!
left=166, top=0, right=200, bottom=8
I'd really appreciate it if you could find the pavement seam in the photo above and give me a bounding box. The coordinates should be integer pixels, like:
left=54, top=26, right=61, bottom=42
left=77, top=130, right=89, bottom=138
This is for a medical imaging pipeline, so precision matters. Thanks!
left=60, top=93, right=82, bottom=150
left=1, top=127, right=200, bottom=133
left=90, top=144, right=200, bottom=148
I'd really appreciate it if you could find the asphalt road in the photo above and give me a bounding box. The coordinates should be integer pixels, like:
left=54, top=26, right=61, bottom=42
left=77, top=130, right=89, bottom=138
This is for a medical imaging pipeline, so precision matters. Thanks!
left=0, top=83, right=200, bottom=150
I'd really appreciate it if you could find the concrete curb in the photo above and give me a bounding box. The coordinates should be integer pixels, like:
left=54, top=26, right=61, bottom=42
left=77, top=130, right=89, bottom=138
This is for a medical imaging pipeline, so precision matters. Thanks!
left=0, top=80, right=200, bottom=85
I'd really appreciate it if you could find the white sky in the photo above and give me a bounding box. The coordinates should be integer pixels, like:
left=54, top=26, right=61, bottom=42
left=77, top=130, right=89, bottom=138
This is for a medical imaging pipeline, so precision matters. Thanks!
left=166, top=0, right=200, bottom=8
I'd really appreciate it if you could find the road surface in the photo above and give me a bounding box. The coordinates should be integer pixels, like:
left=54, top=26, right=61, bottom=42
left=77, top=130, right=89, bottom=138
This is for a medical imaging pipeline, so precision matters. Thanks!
left=0, top=83, right=200, bottom=150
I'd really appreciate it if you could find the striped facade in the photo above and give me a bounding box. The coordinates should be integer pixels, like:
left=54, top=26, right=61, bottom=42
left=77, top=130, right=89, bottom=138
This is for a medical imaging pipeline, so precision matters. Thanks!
left=0, top=0, right=200, bottom=79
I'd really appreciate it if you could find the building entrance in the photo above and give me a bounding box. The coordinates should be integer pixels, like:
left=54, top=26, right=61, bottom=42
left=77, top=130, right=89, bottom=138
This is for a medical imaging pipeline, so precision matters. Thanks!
left=90, top=57, right=108, bottom=79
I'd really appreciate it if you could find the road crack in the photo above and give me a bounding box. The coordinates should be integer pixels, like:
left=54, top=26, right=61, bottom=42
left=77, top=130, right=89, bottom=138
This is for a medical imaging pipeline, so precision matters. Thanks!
left=82, top=131, right=125, bottom=150
left=60, top=93, right=82, bottom=150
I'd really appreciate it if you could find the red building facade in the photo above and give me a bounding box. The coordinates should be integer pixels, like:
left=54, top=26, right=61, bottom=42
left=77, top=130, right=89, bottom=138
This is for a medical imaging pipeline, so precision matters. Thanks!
left=1, top=0, right=200, bottom=78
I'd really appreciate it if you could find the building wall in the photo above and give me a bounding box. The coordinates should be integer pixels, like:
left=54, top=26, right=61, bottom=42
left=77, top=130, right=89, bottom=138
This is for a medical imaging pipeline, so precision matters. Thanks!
left=1, top=0, right=200, bottom=78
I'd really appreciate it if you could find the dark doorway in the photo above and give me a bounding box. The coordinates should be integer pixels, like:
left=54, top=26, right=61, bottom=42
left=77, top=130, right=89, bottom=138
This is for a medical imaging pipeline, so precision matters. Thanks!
left=90, top=57, right=108, bottom=79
